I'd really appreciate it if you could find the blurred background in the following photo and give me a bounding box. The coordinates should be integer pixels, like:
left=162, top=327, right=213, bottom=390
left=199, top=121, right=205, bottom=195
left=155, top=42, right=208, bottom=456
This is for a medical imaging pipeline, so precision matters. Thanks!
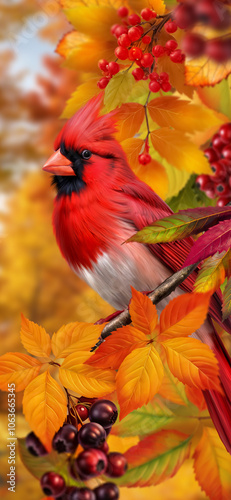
left=0, top=1, right=208, bottom=499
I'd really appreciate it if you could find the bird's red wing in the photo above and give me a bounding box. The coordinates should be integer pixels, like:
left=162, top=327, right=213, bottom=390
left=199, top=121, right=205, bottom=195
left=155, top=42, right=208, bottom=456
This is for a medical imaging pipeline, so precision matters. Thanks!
left=117, top=181, right=231, bottom=333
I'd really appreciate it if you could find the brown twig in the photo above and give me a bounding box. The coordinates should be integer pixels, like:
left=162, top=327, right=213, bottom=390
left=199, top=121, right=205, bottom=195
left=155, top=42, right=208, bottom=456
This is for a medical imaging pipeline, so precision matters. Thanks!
left=90, top=261, right=200, bottom=351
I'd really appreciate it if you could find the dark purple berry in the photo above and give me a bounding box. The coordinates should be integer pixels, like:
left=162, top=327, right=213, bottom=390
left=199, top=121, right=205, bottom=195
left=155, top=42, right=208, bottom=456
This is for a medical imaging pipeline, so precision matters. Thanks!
left=25, top=432, right=48, bottom=457
left=75, top=449, right=108, bottom=478
left=106, top=452, right=128, bottom=478
left=52, top=424, right=78, bottom=454
left=100, top=441, right=109, bottom=454
left=94, top=482, right=119, bottom=500
left=78, top=423, right=106, bottom=449
left=105, top=426, right=112, bottom=436
left=40, top=471, right=66, bottom=497
left=89, top=400, right=118, bottom=429
left=69, top=487, right=96, bottom=500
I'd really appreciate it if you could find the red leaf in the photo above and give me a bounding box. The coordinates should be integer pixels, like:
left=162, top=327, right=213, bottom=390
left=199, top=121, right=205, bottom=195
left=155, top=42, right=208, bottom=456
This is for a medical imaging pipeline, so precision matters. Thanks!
left=185, top=220, right=231, bottom=266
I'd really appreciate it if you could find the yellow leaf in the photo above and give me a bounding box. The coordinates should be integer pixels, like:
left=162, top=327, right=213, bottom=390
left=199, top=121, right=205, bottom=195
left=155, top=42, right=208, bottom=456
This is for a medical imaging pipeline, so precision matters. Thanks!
left=157, top=54, right=193, bottom=98
left=129, top=0, right=166, bottom=15
left=193, top=427, right=231, bottom=500
left=51, top=322, right=104, bottom=358
left=158, top=363, right=188, bottom=406
left=0, top=352, right=42, bottom=392
left=20, top=314, right=51, bottom=359
left=64, top=5, right=117, bottom=41
left=23, top=371, right=67, bottom=451
left=121, top=137, right=144, bottom=167
left=114, top=103, right=145, bottom=142
left=62, top=39, right=116, bottom=74
left=130, top=287, right=158, bottom=336
left=116, top=345, right=164, bottom=420
left=104, top=72, right=134, bottom=112
left=159, top=293, right=211, bottom=338
left=133, top=158, right=169, bottom=200
left=61, top=79, right=100, bottom=118
left=161, top=337, right=221, bottom=392
left=150, top=128, right=211, bottom=174
left=59, top=351, right=116, bottom=397
left=185, top=56, right=231, bottom=87
left=194, top=252, right=228, bottom=294
left=148, top=96, right=221, bottom=133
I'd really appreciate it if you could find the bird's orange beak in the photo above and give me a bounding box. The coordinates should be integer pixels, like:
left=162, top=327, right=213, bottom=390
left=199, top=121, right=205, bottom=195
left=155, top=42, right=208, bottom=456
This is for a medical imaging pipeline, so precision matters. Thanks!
left=42, top=149, right=75, bottom=176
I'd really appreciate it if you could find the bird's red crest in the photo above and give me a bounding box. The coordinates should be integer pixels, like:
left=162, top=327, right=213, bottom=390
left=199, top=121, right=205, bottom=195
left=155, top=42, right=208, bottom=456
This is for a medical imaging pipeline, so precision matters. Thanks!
left=54, top=94, right=117, bottom=155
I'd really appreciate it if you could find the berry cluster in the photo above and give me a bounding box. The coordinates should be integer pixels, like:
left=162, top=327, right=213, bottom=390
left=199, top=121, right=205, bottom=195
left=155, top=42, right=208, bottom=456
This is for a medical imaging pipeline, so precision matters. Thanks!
left=26, top=399, right=126, bottom=500
left=196, top=123, right=231, bottom=206
left=174, top=1, right=231, bottom=61
left=97, top=7, right=186, bottom=90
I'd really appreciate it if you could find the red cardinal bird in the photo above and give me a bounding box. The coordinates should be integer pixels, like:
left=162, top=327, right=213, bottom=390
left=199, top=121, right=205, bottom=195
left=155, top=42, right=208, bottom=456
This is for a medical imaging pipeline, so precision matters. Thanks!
left=43, top=95, right=231, bottom=453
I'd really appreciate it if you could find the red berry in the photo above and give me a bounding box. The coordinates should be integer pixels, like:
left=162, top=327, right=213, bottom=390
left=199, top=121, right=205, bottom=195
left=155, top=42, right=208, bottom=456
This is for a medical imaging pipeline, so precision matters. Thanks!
left=204, top=184, right=216, bottom=199
left=215, top=182, right=230, bottom=196
left=217, top=196, right=231, bottom=207
left=98, top=59, right=108, bottom=71
left=111, top=24, right=120, bottom=35
left=52, top=424, right=78, bottom=454
left=141, top=8, right=157, bottom=21
left=159, top=72, right=169, bottom=82
left=174, top=4, right=196, bottom=29
left=196, top=174, right=210, bottom=189
left=222, top=144, right=231, bottom=160
left=128, top=13, right=141, bottom=25
left=170, top=49, right=185, bottom=63
left=129, top=46, right=143, bottom=60
left=210, top=161, right=227, bottom=180
left=114, top=46, right=129, bottom=60
left=40, top=472, right=66, bottom=497
left=94, top=483, right=119, bottom=500
left=212, top=133, right=226, bottom=152
left=138, top=153, right=152, bottom=164
left=149, top=71, right=159, bottom=81
left=97, top=78, right=110, bottom=89
left=165, top=21, right=177, bottom=33
left=118, top=33, right=131, bottom=47
left=204, top=147, right=220, bottom=163
left=142, top=35, right=152, bottom=44
left=117, top=7, right=129, bottom=18
left=165, top=40, right=178, bottom=53
left=140, top=52, right=153, bottom=67
left=149, top=81, right=161, bottom=92
left=161, top=81, right=172, bottom=92
left=195, top=0, right=226, bottom=29
left=89, top=400, right=118, bottom=428
left=78, top=422, right=106, bottom=449
left=206, top=39, right=228, bottom=63
left=128, top=26, right=143, bottom=41
left=219, top=123, right=231, bottom=143
left=106, top=452, right=128, bottom=478
left=182, top=33, right=205, bottom=57
left=132, top=67, right=145, bottom=80
left=152, top=45, right=165, bottom=57
left=26, top=432, right=48, bottom=457
left=100, top=441, right=109, bottom=454
left=107, top=61, right=120, bottom=75
left=114, top=25, right=128, bottom=38
left=76, top=404, right=89, bottom=421
left=76, top=449, right=108, bottom=478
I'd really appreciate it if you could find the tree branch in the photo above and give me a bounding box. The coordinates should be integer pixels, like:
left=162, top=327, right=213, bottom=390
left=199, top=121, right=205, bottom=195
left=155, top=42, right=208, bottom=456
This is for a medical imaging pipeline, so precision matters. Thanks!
left=90, top=261, right=200, bottom=351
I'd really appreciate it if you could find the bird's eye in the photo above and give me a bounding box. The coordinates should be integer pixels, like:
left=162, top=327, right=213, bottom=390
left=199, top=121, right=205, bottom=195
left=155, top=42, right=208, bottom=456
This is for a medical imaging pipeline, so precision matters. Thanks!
left=81, top=150, right=92, bottom=160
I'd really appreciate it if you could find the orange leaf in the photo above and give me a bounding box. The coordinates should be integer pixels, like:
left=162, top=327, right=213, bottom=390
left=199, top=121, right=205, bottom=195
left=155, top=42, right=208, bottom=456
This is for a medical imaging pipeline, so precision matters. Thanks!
left=193, top=427, right=231, bottom=500
left=132, top=158, right=169, bottom=200
left=59, top=351, right=116, bottom=397
left=157, top=54, right=193, bottom=97
left=20, top=314, right=51, bottom=359
left=130, top=287, right=158, bottom=336
left=23, top=371, right=67, bottom=451
left=158, top=363, right=188, bottom=406
left=185, top=57, right=231, bottom=87
left=0, top=353, right=42, bottom=392
left=51, top=322, right=105, bottom=358
left=114, top=103, right=145, bottom=142
left=116, top=345, right=164, bottom=420
left=185, top=385, right=207, bottom=411
left=161, top=337, right=221, bottom=392
left=129, top=0, right=166, bottom=15
left=121, top=137, right=143, bottom=167
left=159, top=292, right=211, bottom=338
left=87, top=326, right=147, bottom=369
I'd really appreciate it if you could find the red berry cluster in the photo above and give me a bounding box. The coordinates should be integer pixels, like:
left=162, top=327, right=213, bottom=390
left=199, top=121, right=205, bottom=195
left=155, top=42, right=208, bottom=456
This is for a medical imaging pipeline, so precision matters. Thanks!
left=26, top=399, right=126, bottom=500
left=174, top=1, right=231, bottom=61
left=196, top=123, right=231, bottom=206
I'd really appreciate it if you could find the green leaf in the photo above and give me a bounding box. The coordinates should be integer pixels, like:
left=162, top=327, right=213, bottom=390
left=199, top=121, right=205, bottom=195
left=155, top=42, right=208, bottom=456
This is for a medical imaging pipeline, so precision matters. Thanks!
left=127, top=206, right=231, bottom=245
left=222, top=277, right=231, bottom=321
left=194, top=251, right=229, bottom=294
left=112, top=397, right=175, bottom=437
left=167, top=174, right=215, bottom=212
left=104, top=72, right=134, bottom=112
left=115, top=430, right=191, bottom=487
left=18, top=438, right=84, bottom=485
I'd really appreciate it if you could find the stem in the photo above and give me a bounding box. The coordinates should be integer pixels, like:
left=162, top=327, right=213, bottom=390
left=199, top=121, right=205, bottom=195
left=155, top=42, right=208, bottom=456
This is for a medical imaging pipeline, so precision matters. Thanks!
left=90, top=261, right=200, bottom=351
